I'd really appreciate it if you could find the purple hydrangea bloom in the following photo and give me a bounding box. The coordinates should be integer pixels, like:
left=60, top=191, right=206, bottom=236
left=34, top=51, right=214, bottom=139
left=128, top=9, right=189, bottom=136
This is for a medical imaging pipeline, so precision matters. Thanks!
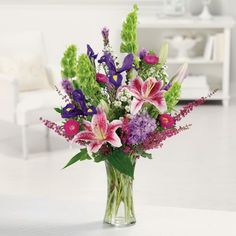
left=128, top=113, right=157, bottom=145
left=61, top=79, right=73, bottom=96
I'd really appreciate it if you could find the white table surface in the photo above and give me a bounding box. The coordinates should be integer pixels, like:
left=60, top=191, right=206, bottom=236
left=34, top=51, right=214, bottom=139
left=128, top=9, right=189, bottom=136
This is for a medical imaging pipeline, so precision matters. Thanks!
left=1, top=195, right=236, bottom=236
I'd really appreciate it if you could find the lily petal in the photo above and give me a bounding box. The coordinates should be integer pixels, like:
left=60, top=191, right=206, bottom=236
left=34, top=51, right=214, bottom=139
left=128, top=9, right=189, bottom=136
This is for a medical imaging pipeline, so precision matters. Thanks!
left=91, top=109, right=108, bottom=138
left=75, top=131, right=96, bottom=141
left=108, top=120, right=123, bottom=133
left=107, top=133, right=122, bottom=147
left=142, top=78, right=162, bottom=98
left=88, top=141, right=104, bottom=153
left=128, top=77, right=143, bottom=98
left=130, top=98, right=144, bottom=115
left=83, top=120, right=92, bottom=131
left=147, top=91, right=167, bottom=114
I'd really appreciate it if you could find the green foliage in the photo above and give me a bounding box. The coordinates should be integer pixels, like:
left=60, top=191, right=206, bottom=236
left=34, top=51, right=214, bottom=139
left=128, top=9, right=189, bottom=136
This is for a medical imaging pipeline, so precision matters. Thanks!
left=77, top=54, right=102, bottom=105
left=120, top=4, right=138, bottom=54
left=63, top=148, right=91, bottom=169
left=165, top=82, right=181, bottom=112
left=93, top=153, right=107, bottom=163
left=138, top=61, right=162, bottom=80
left=136, top=150, right=152, bottom=159
left=146, top=104, right=159, bottom=119
left=54, top=107, right=62, bottom=114
left=107, top=149, right=135, bottom=178
left=72, top=80, right=79, bottom=90
left=61, top=45, right=77, bottom=78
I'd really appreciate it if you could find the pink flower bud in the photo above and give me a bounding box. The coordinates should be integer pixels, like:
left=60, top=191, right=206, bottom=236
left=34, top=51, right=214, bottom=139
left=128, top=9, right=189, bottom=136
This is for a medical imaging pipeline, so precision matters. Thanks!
left=64, top=120, right=80, bottom=136
left=144, top=54, right=159, bottom=65
left=96, top=73, right=108, bottom=83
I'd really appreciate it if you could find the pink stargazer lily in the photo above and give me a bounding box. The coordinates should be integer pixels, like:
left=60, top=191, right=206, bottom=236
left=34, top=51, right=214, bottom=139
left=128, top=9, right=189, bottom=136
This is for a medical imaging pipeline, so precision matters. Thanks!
left=74, top=109, right=122, bottom=153
left=122, top=77, right=167, bottom=115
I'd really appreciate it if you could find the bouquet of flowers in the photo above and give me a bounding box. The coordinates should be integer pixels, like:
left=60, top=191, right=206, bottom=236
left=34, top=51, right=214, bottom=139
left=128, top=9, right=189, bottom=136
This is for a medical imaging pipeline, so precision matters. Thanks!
left=41, top=5, right=215, bottom=226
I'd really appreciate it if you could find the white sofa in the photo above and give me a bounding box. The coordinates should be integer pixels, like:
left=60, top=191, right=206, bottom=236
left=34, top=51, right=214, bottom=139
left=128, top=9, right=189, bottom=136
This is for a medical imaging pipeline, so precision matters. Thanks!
left=0, top=31, right=62, bottom=159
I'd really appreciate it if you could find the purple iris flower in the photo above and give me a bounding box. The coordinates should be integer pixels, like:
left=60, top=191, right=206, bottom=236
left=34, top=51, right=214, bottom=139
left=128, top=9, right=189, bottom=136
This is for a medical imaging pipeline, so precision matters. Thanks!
left=84, top=106, right=97, bottom=116
left=71, top=89, right=96, bottom=116
left=61, top=104, right=83, bottom=119
left=72, top=89, right=85, bottom=102
left=98, top=53, right=134, bottom=87
left=87, top=44, right=98, bottom=61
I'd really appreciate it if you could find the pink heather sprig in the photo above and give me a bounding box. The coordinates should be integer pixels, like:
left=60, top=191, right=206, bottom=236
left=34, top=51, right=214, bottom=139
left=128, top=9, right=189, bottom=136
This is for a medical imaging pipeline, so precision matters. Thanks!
left=120, top=116, right=130, bottom=145
left=40, top=118, right=73, bottom=142
left=138, top=124, right=192, bottom=151
left=55, top=85, right=71, bottom=103
left=174, top=90, right=218, bottom=122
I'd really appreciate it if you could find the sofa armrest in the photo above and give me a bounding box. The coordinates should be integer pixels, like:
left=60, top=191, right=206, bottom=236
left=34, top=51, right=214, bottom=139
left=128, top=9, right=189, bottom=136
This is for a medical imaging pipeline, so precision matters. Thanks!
left=0, top=74, right=19, bottom=123
left=45, top=65, right=61, bottom=88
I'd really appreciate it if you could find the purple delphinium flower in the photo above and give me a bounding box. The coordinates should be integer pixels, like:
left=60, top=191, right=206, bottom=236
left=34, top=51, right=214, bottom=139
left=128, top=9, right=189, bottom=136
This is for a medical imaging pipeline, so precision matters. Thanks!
left=128, top=113, right=157, bottom=145
left=61, top=79, right=74, bottom=96
left=139, top=48, right=148, bottom=59
left=61, top=104, right=83, bottom=119
left=98, top=53, right=134, bottom=87
left=87, top=44, right=98, bottom=61
left=101, top=27, right=109, bottom=46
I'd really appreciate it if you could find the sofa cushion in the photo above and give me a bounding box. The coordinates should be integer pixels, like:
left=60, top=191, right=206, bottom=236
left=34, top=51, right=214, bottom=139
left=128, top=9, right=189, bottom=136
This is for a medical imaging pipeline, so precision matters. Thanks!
left=0, top=31, right=51, bottom=91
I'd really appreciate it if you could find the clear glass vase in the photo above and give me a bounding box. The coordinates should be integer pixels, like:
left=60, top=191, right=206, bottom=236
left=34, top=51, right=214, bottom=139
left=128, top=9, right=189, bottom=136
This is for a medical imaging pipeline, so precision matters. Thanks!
left=103, top=160, right=136, bottom=227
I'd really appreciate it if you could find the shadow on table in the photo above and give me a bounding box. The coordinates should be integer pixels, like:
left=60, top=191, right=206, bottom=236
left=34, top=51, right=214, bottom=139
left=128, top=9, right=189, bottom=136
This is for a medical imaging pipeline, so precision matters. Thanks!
left=0, top=221, right=123, bottom=236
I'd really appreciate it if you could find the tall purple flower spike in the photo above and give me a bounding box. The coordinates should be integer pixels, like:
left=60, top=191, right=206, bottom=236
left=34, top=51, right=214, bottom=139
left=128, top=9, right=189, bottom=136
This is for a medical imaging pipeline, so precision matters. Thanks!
left=101, top=27, right=109, bottom=46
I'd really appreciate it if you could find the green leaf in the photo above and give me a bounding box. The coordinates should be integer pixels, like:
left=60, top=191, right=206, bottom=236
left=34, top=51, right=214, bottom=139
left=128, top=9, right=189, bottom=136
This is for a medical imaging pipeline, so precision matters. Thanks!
left=93, top=154, right=107, bottom=163
left=140, top=152, right=152, bottom=159
left=107, top=149, right=134, bottom=178
left=54, top=107, right=62, bottom=114
left=63, top=148, right=91, bottom=169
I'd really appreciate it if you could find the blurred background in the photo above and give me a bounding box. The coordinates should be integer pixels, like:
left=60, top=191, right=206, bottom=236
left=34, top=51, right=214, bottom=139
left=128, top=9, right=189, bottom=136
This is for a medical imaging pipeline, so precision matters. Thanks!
left=0, top=0, right=236, bottom=228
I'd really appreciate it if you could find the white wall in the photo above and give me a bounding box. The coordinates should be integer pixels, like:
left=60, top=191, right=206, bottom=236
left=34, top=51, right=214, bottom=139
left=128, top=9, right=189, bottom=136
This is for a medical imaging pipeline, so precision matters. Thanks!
left=0, top=1, right=235, bottom=98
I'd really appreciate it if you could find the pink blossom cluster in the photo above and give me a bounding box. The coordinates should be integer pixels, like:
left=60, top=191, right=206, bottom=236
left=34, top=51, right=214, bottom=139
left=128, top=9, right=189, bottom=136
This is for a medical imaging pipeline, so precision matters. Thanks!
left=40, top=117, right=73, bottom=141
left=174, top=90, right=217, bottom=122
left=138, top=124, right=192, bottom=151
